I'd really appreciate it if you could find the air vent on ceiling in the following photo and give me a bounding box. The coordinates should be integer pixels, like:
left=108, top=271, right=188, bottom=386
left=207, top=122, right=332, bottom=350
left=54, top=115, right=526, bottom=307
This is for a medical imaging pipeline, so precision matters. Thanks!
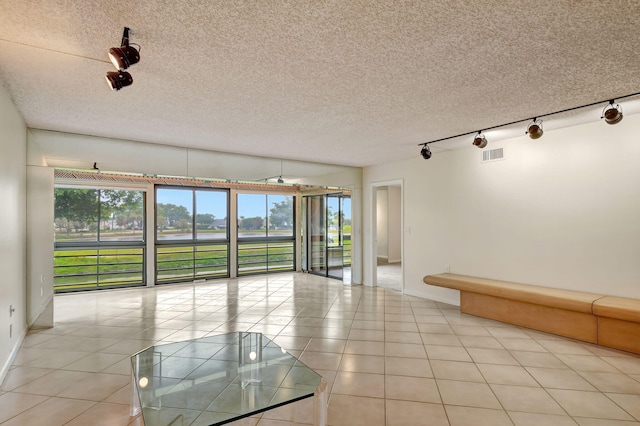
left=482, top=147, right=504, bottom=163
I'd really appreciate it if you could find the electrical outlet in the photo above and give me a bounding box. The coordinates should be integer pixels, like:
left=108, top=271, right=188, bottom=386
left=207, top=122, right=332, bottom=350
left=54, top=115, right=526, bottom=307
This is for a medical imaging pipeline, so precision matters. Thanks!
left=444, top=265, right=450, bottom=273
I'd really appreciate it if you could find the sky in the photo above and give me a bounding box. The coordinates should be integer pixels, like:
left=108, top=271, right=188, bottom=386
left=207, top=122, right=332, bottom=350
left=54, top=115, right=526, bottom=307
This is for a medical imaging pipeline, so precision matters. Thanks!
left=156, top=189, right=291, bottom=219
left=155, top=188, right=351, bottom=221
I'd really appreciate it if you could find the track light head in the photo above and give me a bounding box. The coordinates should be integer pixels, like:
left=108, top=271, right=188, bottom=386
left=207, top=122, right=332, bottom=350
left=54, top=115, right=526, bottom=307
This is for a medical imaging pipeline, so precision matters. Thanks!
left=526, top=118, right=544, bottom=139
left=420, top=144, right=432, bottom=160
left=472, top=131, right=487, bottom=149
left=602, top=100, right=623, bottom=125
left=277, top=176, right=284, bottom=184
left=108, top=27, right=140, bottom=70
left=105, top=70, right=133, bottom=91
left=109, top=45, right=140, bottom=70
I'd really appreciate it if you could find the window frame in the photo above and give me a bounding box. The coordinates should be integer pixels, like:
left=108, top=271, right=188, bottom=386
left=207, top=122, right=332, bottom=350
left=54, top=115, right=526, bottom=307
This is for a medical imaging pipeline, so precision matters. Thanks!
left=236, top=192, right=296, bottom=276
left=154, top=185, right=231, bottom=284
left=53, top=186, right=147, bottom=292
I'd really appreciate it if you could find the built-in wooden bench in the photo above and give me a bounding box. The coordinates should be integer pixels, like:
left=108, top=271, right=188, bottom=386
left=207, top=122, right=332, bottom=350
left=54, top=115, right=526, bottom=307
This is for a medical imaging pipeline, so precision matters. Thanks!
left=423, top=273, right=604, bottom=343
left=423, top=273, right=640, bottom=355
left=593, top=296, right=640, bottom=354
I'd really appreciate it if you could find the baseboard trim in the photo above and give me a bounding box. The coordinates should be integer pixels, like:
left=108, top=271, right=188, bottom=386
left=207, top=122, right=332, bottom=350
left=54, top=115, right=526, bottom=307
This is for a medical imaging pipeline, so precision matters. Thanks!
left=0, top=328, right=27, bottom=386
left=404, top=288, right=460, bottom=307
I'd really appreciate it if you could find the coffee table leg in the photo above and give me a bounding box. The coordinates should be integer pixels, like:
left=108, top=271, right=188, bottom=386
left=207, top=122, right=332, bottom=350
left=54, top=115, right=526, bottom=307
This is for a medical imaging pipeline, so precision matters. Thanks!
left=130, top=369, right=141, bottom=417
left=314, top=378, right=328, bottom=426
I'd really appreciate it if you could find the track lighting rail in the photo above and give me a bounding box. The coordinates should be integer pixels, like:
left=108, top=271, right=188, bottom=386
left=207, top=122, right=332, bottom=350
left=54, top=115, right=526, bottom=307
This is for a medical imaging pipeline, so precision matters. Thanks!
left=418, top=90, right=640, bottom=147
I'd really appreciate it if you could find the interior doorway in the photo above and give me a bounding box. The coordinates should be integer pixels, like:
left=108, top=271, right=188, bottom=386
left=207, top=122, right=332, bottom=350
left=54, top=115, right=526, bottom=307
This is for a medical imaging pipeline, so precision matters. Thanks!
left=372, top=182, right=403, bottom=291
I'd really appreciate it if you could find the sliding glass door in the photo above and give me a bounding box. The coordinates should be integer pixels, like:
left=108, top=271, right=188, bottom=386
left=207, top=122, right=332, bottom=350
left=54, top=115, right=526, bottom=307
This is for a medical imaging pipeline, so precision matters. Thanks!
left=307, top=195, right=327, bottom=275
left=304, top=193, right=350, bottom=280
left=326, top=195, right=343, bottom=280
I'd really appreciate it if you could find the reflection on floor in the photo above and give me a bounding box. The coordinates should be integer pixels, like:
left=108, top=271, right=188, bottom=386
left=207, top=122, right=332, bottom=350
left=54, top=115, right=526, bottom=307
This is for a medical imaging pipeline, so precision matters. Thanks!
left=377, top=258, right=402, bottom=291
left=342, top=266, right=351, bottom=284
left=2, top=272, right=640, bottom=425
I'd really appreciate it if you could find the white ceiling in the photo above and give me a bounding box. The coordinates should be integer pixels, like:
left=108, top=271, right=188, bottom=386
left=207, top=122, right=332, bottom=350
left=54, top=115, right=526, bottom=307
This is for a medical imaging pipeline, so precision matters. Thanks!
left=1, top=1, right=639, bottom=167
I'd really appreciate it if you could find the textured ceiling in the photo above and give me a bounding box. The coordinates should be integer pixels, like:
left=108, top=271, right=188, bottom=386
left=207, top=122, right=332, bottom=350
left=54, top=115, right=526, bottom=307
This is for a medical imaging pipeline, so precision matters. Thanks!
left=1, top=1, right=639, bottom=167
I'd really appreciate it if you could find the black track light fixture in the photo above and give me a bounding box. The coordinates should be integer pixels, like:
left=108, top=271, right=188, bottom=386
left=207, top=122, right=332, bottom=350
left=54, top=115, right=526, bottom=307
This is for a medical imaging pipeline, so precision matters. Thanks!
left=417, top=91, right=640, bottom=153
left=106, top=70, right=133, bottom=91
left=472, top=131, right=487, bottom=149
left=106, top=27, right=139, bottom=91
left=108, top=27, right=140, bottom=70
left=420, top=144, right=432, bottom=159
left=602, top=100, right=623, bottom=125
left=526, top=118, right=544, bottom=139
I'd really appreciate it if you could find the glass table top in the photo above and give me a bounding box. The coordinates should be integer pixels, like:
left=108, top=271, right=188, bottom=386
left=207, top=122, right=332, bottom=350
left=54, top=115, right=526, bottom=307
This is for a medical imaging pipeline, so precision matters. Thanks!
left=131, top=332, right=323, bottom=426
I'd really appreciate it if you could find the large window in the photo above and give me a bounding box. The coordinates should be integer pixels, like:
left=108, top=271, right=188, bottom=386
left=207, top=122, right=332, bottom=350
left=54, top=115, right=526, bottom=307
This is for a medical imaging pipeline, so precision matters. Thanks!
left=54, top=188, right=145, bottom=292
left=237, top=194, right=295, bottom=275
left=155, top=187, right=229, bottom=283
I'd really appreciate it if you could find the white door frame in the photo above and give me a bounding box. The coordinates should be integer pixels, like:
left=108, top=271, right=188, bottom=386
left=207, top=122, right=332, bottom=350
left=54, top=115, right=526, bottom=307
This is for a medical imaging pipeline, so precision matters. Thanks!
left=370, top=179, right=404, bottom=291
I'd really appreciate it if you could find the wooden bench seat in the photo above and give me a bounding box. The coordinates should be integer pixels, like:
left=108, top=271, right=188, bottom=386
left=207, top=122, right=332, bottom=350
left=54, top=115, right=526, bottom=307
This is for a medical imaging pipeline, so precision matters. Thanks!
left=593, top=296, right=640, bottom=354
left=424, top=273, right=640, bottom=354
left=423, top=273, right=604, bottom=343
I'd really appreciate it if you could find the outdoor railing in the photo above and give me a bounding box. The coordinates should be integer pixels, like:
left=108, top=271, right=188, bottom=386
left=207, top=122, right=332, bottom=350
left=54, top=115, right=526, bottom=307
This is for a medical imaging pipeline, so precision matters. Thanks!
left=54, top=246, right=145, bottom=292
left=237, top=239, right=295, bottom=275
left=156, top=243, right=229, bottom=284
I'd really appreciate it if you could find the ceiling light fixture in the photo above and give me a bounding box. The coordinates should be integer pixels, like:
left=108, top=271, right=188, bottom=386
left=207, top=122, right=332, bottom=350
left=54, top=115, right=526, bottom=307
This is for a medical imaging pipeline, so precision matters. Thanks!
left=106, top=27, right=139, bottom=91
left=420, top=144, right=432, bottom=159
left=105, top=70, right=133, bottom=91
left=601, top=100, right=623, bottom=125
left=416, top=91, right=640, bottom=157
left=277, top=160, right=284, bottom=183
left=260, top=160, right=287, bottom=183
left=526, top=118, right=544, bottom=139
left=472, top=131, right=487, bottom=148
left=108, top=27, right=140, bottom=70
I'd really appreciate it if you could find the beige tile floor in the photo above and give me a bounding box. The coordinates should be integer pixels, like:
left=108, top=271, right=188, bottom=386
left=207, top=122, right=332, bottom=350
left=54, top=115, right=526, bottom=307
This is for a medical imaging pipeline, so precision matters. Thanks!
left=2, top=272, right=640, bottom=425
left=375, top=261, right=402, bottom=292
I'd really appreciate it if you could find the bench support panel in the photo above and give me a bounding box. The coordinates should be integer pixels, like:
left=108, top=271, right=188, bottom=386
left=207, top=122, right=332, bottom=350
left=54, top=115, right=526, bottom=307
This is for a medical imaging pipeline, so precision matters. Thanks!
left=461, top=292, right=598, bottom=343
left=597, top=317, right=640, bottom=354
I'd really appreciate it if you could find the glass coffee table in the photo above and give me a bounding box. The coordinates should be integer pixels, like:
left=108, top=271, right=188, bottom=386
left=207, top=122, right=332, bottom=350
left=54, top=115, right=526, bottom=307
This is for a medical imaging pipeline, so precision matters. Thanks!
left=131, top=332, right=327, bottom=426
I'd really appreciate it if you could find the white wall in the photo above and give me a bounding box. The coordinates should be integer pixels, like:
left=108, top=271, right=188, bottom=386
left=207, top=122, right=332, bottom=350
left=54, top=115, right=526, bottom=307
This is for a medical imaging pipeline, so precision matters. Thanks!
left=364, top=113, right=640, bottom=303
left=376, top=188, right=388, bottom=258
left=26, top=163, right=54, bottom=328
left=28, top=129, right=355, bottom=183
left=0, top=82, right=27, bottom=382
left=387, top=185, right=402, bottom=263
left=375, top=186, right=401, bottom=263
left=364, top=159, right=454, bottom=300
left=26, top=131, right=54, bottom=328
